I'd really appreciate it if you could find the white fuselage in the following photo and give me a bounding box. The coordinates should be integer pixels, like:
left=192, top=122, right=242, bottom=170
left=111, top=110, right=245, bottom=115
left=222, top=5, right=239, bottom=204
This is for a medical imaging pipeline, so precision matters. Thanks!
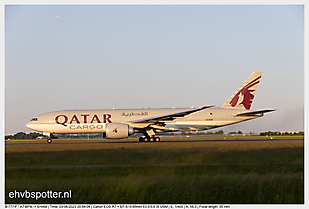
left=26, top=107, right=259, bottom=134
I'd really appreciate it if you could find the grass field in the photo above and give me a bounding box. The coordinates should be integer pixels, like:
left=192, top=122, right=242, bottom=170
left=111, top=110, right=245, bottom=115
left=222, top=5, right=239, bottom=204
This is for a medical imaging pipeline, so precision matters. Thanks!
left=5, top=136, right=304, bottom=204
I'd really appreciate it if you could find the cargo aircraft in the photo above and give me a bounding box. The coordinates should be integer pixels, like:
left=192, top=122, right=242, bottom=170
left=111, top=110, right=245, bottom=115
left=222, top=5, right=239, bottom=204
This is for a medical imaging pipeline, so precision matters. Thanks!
left=26, top=72, right=275, bottom=143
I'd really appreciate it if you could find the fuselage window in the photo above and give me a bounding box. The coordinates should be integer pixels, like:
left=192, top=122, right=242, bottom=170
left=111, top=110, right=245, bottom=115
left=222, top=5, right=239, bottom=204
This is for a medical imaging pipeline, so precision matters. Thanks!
left=30, top=118, right=38, bottom=121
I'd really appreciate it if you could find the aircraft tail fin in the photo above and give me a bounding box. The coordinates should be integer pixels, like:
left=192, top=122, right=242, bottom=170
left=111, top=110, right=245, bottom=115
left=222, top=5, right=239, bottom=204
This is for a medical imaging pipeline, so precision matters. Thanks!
left=221, top=72, right=263, bottom=110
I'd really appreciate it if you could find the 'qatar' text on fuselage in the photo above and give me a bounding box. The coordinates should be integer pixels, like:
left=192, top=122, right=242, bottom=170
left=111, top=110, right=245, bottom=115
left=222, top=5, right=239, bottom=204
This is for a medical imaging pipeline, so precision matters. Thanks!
left=55, top=114, right=112, bottom=126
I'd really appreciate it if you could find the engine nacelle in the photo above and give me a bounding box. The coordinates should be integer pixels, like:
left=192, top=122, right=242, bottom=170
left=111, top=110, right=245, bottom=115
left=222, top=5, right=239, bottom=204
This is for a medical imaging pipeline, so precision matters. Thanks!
left=105, top=123, right=134, bottom=139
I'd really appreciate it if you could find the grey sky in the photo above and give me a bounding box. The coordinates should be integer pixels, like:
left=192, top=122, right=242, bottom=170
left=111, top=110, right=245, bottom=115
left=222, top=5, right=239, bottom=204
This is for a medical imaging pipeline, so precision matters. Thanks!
left=5, top=5, right=304, bottom=134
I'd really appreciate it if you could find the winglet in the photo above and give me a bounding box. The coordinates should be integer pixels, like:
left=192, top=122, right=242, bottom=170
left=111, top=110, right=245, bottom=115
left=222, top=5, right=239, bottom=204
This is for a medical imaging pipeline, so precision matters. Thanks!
left=200, top=105, right=216, bottom=109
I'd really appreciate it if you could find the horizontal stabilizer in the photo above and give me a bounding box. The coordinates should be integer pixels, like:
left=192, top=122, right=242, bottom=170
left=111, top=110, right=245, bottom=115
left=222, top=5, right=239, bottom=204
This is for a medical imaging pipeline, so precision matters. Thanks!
left=234, top=109, right=276, bottom=117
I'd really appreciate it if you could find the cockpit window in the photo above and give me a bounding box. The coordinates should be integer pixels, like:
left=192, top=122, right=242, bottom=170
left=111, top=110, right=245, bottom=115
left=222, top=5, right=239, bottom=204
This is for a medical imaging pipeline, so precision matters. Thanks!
left=30, top=118, right=38, bottom=121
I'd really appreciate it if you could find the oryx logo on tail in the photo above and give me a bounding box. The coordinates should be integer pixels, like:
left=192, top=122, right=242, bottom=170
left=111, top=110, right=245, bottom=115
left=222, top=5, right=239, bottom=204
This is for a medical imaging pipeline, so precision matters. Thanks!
left=229, top=76, right=261, bottom=110
left=221, top=72, right=263, bottom=110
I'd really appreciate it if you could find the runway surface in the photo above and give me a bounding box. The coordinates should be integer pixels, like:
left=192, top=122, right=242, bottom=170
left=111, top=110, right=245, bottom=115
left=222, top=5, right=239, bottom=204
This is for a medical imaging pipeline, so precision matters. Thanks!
left=5, top=138, right=303, bottom=146
left=7, top=161, right=302, bottom=169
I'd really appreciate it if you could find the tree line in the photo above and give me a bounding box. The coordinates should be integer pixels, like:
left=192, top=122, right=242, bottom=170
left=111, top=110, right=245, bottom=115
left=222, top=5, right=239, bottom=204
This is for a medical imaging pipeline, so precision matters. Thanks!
left=259, top=131, right=304, bottom=136
left=5, top=132, right=44, bottom=139
left=5, top=132, right=58, bottom=140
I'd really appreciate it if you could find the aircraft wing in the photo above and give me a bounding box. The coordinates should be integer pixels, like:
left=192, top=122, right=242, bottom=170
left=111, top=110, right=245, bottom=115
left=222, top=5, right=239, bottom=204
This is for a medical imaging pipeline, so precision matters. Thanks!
left=130, top=105, right=216, bottom=124
left=234, top=109, right=276, bottom=117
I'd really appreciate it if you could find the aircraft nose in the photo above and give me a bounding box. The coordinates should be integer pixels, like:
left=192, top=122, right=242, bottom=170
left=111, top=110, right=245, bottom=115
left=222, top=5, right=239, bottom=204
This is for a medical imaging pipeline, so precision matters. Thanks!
left=26, top=122, right=31, bottom=129
left=26, top=122, right=35, bottom=130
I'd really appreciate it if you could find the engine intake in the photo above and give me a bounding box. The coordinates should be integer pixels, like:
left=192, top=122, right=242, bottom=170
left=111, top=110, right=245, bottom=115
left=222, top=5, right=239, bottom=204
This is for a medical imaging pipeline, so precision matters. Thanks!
left=105, top=123, right=134, bottom=139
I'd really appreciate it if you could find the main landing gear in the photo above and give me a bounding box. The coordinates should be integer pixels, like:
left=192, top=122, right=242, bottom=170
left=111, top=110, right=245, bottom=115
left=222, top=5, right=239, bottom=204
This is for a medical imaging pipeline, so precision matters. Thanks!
left=47, top=138, right=52, bottom=144
left=138, top=136, right=161, bottom=142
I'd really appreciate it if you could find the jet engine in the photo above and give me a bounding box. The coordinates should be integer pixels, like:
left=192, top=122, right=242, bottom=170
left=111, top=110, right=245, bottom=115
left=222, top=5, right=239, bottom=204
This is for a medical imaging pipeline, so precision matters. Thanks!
left=104, top=123, right=134, bottom=139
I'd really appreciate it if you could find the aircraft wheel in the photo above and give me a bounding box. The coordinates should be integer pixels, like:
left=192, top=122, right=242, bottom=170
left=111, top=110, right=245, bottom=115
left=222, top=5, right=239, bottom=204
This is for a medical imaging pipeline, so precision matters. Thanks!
left=154, top=137, right=160, bottom=142
left=150, top=137, right=155, bottom=142
left=144, top=137, right=149, bottom=142
left=47, top=138, right=52, bottom=144
left=139, top=137, right=144, bottom=142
